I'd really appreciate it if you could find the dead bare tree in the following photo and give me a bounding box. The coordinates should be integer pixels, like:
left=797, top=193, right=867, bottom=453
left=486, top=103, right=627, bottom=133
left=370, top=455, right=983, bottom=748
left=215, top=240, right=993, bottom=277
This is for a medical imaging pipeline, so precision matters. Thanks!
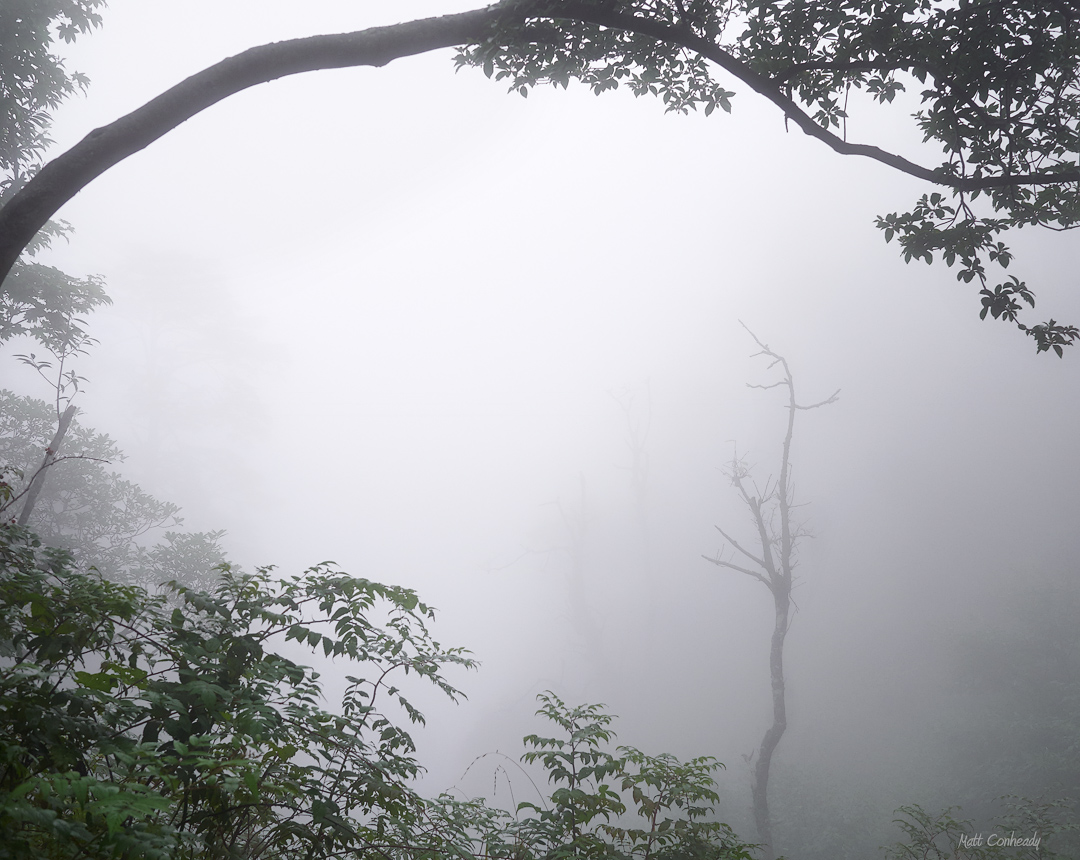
left=703, top=327, right=838, bottom=860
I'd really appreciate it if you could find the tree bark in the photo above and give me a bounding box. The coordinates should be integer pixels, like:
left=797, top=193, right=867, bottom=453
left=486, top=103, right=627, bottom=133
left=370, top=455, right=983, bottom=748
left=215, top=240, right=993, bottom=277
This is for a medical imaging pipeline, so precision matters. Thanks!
left=0, top=7, right=504, bottom=285
left=17, top=403, right=77, bottom=526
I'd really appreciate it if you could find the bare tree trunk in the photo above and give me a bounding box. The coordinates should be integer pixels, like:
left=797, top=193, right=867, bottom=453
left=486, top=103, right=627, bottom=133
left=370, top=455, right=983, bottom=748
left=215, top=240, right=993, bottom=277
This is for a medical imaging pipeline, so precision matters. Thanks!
left=703, top=327, right=837, bottom=860
left=752, top=583, right=789, bottom=857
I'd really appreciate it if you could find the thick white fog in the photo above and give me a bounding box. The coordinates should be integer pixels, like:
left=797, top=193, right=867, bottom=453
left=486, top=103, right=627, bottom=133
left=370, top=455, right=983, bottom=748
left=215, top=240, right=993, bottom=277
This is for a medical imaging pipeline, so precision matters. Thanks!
left=7, top=2, right=1080, bottom=857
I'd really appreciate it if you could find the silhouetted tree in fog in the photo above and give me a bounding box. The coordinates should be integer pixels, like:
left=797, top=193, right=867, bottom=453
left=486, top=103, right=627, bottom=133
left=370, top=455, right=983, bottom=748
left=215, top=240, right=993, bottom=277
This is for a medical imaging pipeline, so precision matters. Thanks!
left=704, top=328, right=837, bottom=860
left=4, top=2, right=1080, bottom=354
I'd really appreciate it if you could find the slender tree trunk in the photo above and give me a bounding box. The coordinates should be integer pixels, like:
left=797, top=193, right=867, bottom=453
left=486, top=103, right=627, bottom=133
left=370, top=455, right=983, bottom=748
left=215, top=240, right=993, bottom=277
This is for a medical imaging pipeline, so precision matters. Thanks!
left=703, top=328, right=837, bottom=860
left=752, top=582, right=789, bottom=860
left=18, top=403, right=77, bottom=526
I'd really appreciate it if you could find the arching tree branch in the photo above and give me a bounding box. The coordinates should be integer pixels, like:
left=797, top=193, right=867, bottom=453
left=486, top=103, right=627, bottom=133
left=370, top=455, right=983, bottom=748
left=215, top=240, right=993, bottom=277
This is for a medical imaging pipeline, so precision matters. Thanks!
left=3, top=0, right=1079, bottom=358
left=0, top=6, right=507, bottom=285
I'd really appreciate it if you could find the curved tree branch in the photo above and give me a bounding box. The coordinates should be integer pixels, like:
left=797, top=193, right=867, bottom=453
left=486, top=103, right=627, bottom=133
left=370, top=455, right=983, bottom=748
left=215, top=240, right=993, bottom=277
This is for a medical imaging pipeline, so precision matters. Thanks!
left=0, top=6, right=506, bottom=285
left=552, top=2, right=1080, bottom=190
left=3, top=0, right=1077, bottom=290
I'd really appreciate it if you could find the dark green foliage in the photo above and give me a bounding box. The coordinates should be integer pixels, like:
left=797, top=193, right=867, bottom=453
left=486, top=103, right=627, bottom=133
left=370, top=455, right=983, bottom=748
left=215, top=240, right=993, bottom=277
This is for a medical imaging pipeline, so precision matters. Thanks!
left=457, top=2, right=738, bottom=116
left=0, top=0, right=104, bottom=187
left=0, top=0, right=110, bottom=354
left=459, top=0, right=1080, bottom=353
left=604, top=745, right=750, bottom=860
left=0, top=523, right=476, bottom=859
left=422, top=692, right=758, bottom=860
left=517, top=695, right=630, bottom=859
left=0, top=528, right=757, bottom=860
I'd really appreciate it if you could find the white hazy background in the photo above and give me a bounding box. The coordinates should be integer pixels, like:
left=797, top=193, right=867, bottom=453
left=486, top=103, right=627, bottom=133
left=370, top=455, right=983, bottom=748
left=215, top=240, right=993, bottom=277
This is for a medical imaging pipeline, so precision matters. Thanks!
left=8, top=0, right=1080, bottom=851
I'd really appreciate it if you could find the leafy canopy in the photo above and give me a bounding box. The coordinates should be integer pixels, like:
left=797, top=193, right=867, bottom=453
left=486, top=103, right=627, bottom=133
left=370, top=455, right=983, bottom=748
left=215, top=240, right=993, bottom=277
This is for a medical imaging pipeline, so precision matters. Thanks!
left=3, top=0, right=1080, bottom=354
left=0, top=523, right=476, bottom=859
left=0, top=522, right=764, bottom=860
left=425, top=691, right=758, bottom=860
left=0, top=0, right=105, bottom=187
left=459, top=0, right=1080, bottom=354
left=0, top=0, right=109, bottom=355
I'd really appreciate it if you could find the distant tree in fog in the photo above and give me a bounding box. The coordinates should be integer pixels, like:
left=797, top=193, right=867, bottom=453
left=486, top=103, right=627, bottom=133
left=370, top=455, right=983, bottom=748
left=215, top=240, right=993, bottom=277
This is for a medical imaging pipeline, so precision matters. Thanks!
left=613, top=383, right=652, bottom=578
left=704, top=328, right=837, bottom=860
left=0, top=388, right=229, bottom=591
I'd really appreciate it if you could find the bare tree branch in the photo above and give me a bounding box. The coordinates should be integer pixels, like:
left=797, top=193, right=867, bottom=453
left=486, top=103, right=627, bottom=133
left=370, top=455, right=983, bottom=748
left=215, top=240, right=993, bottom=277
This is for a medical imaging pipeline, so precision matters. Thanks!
left=712, top=523, right=767, bottom=570
left=701, top=553, right=771, bottom=587
left=797, top=390, right=841, bottom=410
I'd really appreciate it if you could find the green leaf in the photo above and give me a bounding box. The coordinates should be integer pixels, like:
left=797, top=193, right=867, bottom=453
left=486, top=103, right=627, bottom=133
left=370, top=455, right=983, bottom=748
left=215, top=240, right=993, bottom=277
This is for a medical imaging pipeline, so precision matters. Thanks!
left=74, top=670, right=118, bottom=692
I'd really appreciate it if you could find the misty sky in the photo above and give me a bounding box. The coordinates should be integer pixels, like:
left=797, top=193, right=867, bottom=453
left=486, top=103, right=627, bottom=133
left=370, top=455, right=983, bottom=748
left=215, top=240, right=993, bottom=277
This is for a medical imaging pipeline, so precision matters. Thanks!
left=8, top=0, right=1080, bottom=848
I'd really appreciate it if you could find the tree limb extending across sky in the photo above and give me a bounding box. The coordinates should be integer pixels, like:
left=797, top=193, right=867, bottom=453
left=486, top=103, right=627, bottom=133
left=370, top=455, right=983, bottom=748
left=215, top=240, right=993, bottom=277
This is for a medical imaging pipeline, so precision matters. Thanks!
left=3, top=0, right=1078, bottom=353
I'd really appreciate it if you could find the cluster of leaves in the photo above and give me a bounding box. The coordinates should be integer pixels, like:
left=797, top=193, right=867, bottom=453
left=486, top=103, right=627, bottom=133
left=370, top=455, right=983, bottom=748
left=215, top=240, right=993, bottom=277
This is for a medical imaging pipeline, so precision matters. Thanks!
left=0, top=262, right=108, bottom=357
left=0, top=522, right=477, bottom=859
left=422, top=692, right=758, bottom=860
left=0, top=0, right=110, bottom=356
left=458, top=1, right=738, bottom=115
left=742, top=0, right=1080, bottom=354
left=0, top=2, right=108, bottom=360
left=0, top=0, right=105, bottom=188
left=459, top=0, right=1080, bottom=353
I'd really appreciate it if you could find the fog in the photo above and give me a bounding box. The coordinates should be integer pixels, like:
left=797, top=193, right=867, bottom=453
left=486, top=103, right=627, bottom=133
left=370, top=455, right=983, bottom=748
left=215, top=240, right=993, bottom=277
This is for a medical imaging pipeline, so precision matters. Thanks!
left=6, top=2, right=1080, bottom=857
